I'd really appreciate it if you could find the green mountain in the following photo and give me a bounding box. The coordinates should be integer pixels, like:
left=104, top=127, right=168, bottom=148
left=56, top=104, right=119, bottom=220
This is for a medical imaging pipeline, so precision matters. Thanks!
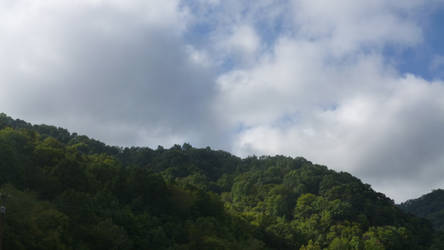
left=0, top=113, right=441, bottom=249
left=400, top=189, right=444, bottom=231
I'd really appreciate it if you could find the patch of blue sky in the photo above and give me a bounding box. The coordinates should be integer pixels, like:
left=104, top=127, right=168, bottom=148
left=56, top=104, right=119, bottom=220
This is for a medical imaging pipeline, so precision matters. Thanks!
left=384, top=7, right=444, bottom=81
left=254, top=11, right=289, bottom=49
left=182, top=0, right=291, bottom=72
left=219, top=56, right=236, bottom=72
left=272, top=113, right=301, bottom=129
left=182, top=5, right=214, bottom=42
left=184, top=21, right=214, bottom=46
left=232, top=122, right=251, bottom=134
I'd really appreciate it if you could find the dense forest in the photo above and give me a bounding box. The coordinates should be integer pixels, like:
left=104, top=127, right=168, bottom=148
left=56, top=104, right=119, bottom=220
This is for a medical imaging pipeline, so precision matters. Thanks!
left=0, top=113, right=443, bottom=250
left=399, top=189, right=444, bottom=248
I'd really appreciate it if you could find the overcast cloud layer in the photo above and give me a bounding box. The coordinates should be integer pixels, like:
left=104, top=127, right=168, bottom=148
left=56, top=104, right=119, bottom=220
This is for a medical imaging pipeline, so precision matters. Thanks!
left=1, top=0, right=444, bottom=202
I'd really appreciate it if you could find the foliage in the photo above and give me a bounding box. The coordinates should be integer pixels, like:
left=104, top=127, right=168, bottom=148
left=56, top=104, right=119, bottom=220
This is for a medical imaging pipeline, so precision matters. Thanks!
left=0, top=113, right=439, bottom=249
left=400, top=189, right=444, bottom=231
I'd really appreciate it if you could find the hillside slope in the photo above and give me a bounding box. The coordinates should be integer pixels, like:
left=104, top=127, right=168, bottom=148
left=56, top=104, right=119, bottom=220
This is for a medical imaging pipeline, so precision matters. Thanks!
left=0, top=113, right=439, bottom=249
left=400, top=189, right=444, bottom=231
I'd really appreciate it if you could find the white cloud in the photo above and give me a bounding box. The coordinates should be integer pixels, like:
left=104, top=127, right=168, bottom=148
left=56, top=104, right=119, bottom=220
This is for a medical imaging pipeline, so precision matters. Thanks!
left=212, top=0, right=444, bottom=202
left=0, top=0, right=222, bottom=148
left=2, top=0, right=444, bottom=203
left=291, top=0, right=423, bottom=54
left=215, top=38, right=394, bottom=127
left=225, top=51, right=444, bottom=201
left=226, top=25, right=260, bottom=55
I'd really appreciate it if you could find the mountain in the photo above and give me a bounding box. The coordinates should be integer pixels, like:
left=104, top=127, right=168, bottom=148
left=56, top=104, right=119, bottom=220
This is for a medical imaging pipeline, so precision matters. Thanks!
left=400, top=189, right=444, bottom=231
left=0, top=113, right=441, bottom=249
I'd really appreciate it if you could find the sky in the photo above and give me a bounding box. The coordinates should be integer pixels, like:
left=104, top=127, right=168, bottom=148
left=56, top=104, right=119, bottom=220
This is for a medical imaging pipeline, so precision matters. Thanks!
left=1, top=0, right=444, bottom=203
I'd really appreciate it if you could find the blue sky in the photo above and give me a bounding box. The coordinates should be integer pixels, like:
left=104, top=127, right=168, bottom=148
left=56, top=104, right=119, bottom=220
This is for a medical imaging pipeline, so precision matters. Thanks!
left=1, top=0, right=444, bottom=202
left=391, top=7, right=444, bottom=80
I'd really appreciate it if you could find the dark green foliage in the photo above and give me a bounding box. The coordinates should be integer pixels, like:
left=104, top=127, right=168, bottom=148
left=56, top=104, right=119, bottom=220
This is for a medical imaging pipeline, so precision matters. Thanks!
left=0, top=113, right=440, bottom=249
left=400, top=189, right=444, bottom=231
left=399, top=189, right=444, bottom=248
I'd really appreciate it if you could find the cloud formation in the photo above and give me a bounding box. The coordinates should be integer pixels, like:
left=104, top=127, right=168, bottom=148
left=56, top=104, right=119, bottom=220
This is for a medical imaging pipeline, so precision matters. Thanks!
left=207, top=0, right=444, bottom=202
left=0, top=0, right=226, bottom=147
left=1, top=0, right=444, bottom=202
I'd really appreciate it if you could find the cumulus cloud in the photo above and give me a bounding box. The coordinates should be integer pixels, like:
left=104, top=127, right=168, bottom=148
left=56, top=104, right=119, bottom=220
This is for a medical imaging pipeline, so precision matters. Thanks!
left=184, top=0, right=290, bottom=67
left=2, top=0, right=444, bottom=202
left=229, top=73, right=444, bottom=202
left=226, top=25, right=260, bottom=59
left=290, top=0, right=423, bottom=53
left=212, top=0, right=444, bottom=202
left=0, top=0, right=228, bottom=148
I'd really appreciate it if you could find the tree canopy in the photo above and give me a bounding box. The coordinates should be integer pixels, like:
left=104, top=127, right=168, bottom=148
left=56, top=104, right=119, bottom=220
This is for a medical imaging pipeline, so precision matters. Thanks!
left=0, top=113, right=442, bottom=249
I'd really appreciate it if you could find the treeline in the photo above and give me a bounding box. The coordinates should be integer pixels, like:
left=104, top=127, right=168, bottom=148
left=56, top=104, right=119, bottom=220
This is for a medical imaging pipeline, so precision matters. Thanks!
left=399, top=189, right=444, bottom=249
left=0, top=113, right=442, bottom=249
left=400, top=189, right=444, bottom=231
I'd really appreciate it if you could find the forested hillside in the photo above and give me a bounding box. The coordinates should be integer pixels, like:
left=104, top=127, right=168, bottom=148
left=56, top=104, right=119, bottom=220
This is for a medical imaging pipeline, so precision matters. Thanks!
left=400, top=189, right=444, bottom=231
left=0, top=113, right=442, bottom=249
